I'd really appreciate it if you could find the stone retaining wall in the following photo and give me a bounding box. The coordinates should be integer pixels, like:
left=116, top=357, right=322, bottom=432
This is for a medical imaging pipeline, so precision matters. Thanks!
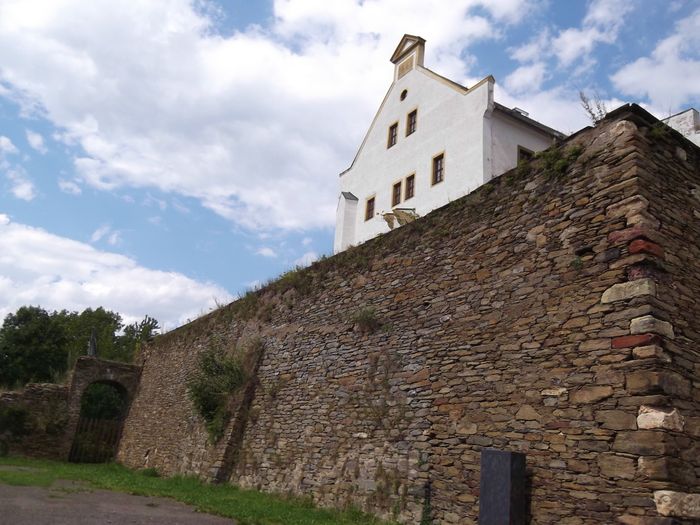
left=118, top=105, right=699, bottom=524
left=0, top=383, right=69, bottom=459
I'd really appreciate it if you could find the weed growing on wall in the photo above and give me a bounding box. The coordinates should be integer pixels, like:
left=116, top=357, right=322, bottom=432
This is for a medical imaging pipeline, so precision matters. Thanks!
left=187, top=339, right=262, bottom=443
left=352, top=307, right=381, bottom=333
left=536, top=145, right=583, bottom=180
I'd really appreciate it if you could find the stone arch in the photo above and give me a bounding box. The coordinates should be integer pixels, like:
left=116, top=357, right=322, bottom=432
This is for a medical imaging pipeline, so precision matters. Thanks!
left=62, top=356, right=141, bottom=460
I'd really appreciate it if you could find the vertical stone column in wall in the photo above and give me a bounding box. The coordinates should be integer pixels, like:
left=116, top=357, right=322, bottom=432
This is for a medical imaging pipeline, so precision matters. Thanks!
left=597, top=121, right=699, bottom=522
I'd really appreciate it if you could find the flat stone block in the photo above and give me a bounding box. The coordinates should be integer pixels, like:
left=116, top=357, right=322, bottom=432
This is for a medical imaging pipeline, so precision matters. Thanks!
left=601, top=279, right=656, bottom=303
left=654, top=490, right=700, bottom=518
left=597, top=452, right=636, bottom=479
left=629, top=239, right=665, bottom=259
left=632, top=345, right=670, bottom=361
left=637, top=405, right=684, bottom=431
left=571, top=385, right=614, bottom=403
left=613, top=334, right=661, bottom=349
left=613, top=431, right=674, bottom=456
left=630, top=315, right=674, bottom=339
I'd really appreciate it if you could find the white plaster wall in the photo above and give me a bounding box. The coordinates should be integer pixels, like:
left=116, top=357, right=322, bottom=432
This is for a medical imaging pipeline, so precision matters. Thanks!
left=490, top=112, right=557, bottom=177
left=334, top=194, right=358, bottom=253
left=663, top=109, right=700, bottom=147
left=337, top=69, right=492, bottom=250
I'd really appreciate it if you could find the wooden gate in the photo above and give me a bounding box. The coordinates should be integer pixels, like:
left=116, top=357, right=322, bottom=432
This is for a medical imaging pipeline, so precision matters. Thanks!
left=68, top=417, right=123, bottom=463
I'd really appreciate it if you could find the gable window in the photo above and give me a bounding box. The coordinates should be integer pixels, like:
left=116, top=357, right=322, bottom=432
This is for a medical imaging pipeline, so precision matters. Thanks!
left=392, top=182, right=402, bottom=207
left=518, top=146, right=534, bottom=162
left=387, top=123, right=398, bottom=148
left=405, top=174, right=415, bottom=200
left=406, top=110, right=417, bottom=136
left=432, top=153, right=444, bottom=185
left=365, top=196, right=375, bottom=221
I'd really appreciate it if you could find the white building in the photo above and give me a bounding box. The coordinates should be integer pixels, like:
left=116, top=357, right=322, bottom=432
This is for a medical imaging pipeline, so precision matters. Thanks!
left=334, top=34, right=564, bottom=253
left=663, top=108, right=700, bottom=147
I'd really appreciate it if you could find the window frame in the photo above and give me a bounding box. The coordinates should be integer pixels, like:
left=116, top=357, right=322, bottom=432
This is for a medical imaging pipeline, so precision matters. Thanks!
left=431, top=152, right=445, bottom=186
left=364, top=196, right=375, bottom=221
left=405, top=174, right=415, bottom=200
left=392, top=181, right=402, bottom=207
left=517, top=146, right=534, bottom=163
left=406, top=109, right=418, bottom=136
left=387, top=122, right=398, bottom=148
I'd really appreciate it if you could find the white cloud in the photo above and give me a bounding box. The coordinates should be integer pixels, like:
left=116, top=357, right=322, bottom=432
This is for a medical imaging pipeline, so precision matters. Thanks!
left=25, top=129, right=47, bottom=154
left=510, top=29, right=550, bottom=63
left=107, top=230, right=121, bottom=246
left=58, top=178, right=82, bottom=195
left=552, top=0, right=633, bottom=67
left=611, top=8, right=700, bottom=111
left=0, top=0, right=533, bottom=233
left=90, top=224, right=111, bottom=243
left=301, top=236, right=312, bottom=246
left=504, top=62, right=546, bottom=93
left=0, top=216, right=231, bottom=328
left=294, top=250, right=318, bottom=267
left=0, top=135, right=18, bottom=156
left=256, top=246, right=277, bottom=258
left=5, top=167, right=36, bottom=201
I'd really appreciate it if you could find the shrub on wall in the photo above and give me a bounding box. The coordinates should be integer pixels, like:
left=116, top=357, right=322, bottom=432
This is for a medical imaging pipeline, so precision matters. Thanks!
left=187, top=339, right=262, bottom=443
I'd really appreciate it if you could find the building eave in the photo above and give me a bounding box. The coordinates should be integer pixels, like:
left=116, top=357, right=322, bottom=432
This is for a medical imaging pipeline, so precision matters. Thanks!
left=493, top=102, right=566, bottom=140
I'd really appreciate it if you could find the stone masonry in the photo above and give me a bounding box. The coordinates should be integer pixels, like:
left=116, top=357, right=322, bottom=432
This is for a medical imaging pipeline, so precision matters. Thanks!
left=118, top=105, right=700, bottom=524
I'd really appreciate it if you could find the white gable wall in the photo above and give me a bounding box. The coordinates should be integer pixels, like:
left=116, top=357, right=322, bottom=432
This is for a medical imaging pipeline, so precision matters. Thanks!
left=335, top=69, right=492, bottom=251
left=490, top=111, right=557, bottom=177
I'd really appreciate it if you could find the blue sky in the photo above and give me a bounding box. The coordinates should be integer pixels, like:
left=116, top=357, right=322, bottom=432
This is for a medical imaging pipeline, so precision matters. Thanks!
left=0, top=0, right=699, bottom=329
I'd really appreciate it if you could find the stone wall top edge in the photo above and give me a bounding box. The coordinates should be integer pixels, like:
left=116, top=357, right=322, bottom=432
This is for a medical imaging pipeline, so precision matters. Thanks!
left=149, top=105, right=666, bottom=350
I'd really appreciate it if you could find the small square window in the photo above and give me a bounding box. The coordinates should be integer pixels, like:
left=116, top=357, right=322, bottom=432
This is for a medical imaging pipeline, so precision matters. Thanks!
left=405, top=174, right=415, bottom=200
left=518, top=146, right=534, bottom=162
left=387, top=123, right=398, bottom=148
left=432, top=153, right=444, bottom=185
left=365, top=197, right=375, bottom=221
left=406, top=110, right=417, bottom=136
left=392, top=182, right=402, bottom=207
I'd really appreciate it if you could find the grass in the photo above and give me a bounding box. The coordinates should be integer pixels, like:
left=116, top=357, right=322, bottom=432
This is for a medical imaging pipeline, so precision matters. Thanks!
left=0, top=456, right=395, bottom=525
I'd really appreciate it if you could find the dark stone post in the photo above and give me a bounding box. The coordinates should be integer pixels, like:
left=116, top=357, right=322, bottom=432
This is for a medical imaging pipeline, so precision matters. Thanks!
left=479, top=448, right=526, bottom=525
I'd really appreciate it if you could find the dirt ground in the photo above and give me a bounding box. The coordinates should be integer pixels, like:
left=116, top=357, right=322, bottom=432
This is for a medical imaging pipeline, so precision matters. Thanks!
left=0, top=479, right=235, bottom=525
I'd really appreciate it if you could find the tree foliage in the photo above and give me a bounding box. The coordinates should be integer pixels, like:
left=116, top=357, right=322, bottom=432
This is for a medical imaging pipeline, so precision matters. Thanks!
left=0, top=305, right=160, bottom=389
left=0, top=306, right=69, bottom=388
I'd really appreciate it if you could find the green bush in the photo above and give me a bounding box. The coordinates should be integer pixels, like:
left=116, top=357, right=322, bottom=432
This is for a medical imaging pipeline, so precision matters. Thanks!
left=187, top=344, right=251, bottom=443
left=352, top=307, right=381, bottom=333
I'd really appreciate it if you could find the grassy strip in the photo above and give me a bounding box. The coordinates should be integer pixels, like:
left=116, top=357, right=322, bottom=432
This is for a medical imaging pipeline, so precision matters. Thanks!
left=0, top=456, right=394, bottom=525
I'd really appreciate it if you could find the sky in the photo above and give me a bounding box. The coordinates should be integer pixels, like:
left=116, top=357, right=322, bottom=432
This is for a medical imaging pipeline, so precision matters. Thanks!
left=0, top=0, right=699, bottom=330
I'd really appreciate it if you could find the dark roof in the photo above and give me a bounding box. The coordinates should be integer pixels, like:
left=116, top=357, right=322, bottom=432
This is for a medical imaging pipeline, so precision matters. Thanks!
left=493, top=102, right=566, bottom=140
left=341, top=191, right=358, bottom=201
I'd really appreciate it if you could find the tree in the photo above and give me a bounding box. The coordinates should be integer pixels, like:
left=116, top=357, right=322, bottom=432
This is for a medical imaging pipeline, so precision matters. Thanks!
left=0, top=306, right=69, bottom=388
left=113, top=315, right=160, bottom=363
left=55, top=307, right=123, bottom=368
left=0, top=305, right=160, bottom=389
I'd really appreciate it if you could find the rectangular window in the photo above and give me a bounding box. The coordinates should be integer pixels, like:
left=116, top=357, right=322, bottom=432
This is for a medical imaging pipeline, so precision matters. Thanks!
left=365, top=196, right=375, bottom=221
left=432, top=153, right=444, bottom=185
left=387, top=123, right=398, bottom=148
left=518, top=146, right=534, bottom=162
left=405, top=174, right=415, bottom=200
left=406, top=110, right=417, bottom=136
left=392, top=182, right=402, bottom=207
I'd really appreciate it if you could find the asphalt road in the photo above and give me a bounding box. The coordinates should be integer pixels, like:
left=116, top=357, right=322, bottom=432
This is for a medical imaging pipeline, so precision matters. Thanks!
left=0, top=480, right=235, bottom=525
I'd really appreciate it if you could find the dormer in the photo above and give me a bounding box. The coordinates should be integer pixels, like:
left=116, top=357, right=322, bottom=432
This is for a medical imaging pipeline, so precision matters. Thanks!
left=390, top=34, right=425, bottom=81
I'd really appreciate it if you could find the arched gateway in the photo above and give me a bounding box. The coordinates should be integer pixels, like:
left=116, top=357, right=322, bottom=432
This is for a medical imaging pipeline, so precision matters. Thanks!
left=62, top=356, right=140, bottom=462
